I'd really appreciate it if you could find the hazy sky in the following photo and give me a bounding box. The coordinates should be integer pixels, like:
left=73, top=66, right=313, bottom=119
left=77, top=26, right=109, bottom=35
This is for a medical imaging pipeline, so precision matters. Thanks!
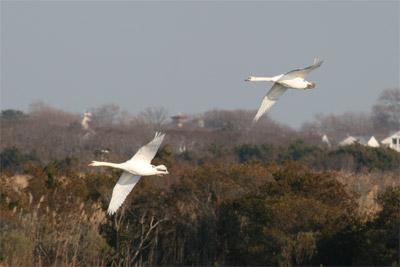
left=1, top=1, right=399, bottom=128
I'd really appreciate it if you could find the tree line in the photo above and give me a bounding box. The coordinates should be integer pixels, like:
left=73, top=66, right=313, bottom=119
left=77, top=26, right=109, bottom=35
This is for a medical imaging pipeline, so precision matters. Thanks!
left=2, top=137, right=399, bottom=174
left=1, top=158, right=398, bottom=266
left=1, top=88, right=399, bottom=266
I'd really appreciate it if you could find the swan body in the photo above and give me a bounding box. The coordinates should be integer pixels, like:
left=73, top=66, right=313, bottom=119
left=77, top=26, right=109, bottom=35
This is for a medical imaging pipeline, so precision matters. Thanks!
left=89, top=160, right=167, bottom=176
left=88, top=132, right=168, bottom=215
left=245, top=58, right=323, bottom=122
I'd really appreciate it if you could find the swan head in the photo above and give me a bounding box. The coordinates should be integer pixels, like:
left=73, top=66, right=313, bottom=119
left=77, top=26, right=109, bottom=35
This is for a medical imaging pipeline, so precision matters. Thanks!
left=245, top=76, right=255, bottom=81
left=154, top=165, right=169, bottom=176
left=307, top=82, right=316, bottom=89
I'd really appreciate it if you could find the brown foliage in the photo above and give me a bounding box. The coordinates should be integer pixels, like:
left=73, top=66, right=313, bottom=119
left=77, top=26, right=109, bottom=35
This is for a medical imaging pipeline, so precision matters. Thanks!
left=1, top=100, right=399, bottom=266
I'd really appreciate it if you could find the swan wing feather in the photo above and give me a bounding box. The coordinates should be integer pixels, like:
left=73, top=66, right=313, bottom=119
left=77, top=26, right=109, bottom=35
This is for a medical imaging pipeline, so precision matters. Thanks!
left=129, top=132, right=165, bottom=164
left=107, top=171, right=141, bottom=215
left=284, top=58, right=323, bottom=78
left=254, top=83, right=287, bottom=122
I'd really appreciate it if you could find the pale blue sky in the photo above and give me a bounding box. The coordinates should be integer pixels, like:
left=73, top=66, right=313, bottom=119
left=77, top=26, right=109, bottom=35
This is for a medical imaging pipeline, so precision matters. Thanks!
left=1, top=1, right=399, bottom=128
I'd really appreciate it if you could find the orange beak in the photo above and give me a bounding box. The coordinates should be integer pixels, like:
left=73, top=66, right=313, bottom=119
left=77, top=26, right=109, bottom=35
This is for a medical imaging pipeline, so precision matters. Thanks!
left=88, top=163, right=93, bottom=166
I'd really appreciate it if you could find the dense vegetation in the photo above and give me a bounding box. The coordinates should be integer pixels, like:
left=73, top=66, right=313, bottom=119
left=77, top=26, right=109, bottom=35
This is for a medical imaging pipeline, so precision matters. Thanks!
left=2, top=138, right=399, bottom=174
left=1, top=92, right=399, bottom=266
left=1, top=158, right=398, bottom=266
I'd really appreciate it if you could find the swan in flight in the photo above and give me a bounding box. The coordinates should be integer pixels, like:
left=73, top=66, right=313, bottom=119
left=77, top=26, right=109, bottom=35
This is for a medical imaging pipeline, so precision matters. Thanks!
left=88, top=132, right=168, bottom=215
left=245, top=58, right=323, bottom=122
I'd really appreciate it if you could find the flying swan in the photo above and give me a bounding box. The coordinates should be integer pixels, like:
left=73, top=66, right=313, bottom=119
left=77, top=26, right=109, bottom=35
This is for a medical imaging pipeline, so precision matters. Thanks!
left=88, top=132, right=168, bottom=215
left=245, top=58, right=323, bottom=122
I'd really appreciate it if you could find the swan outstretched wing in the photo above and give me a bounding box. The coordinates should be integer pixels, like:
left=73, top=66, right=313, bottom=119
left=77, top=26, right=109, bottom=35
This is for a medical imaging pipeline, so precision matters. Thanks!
left=130, top=132, right=165, bottom=164
left=254, top=83, right=287, bottom=122
left=285, top=58, right=323, bottom=78
left=107, top=171, right=141, bottom=215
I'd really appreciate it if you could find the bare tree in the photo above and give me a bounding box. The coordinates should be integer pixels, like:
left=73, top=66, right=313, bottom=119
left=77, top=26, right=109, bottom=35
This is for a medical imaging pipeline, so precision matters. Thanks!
left=129, top=212, right=166, bottom=265
left=339, top=111, right=375, bottom=135
left=139, top=107, right=168, bottom=127
left=301, top=111, right=375, bottom=137
left=372, top=88, right=400, bottom=132
left=28, top=100, right=80, bottom=126
left=91, top=103, right=123, bottom=126
left=202, top=109, right=253, bottom=132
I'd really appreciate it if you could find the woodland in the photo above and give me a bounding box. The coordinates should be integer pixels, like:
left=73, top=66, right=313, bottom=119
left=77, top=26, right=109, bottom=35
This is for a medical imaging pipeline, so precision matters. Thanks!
left=0, top=88, right=399, bottom=266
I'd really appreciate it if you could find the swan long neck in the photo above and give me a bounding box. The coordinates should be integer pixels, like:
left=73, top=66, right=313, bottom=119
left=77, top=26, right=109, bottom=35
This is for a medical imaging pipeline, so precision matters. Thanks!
left=252, top=77, right=276, bottom=82
left=91, top=161, right=123, bottom=169
left=246, top=75, right=282, bottom=82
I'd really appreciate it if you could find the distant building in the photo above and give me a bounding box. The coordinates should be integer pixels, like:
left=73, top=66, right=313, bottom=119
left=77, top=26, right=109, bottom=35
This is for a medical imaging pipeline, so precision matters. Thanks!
left=381, top=131, right=400, bottom=152
left=197, top=119, right=205, bottom=128
left=81, top=111, right=92, bottom=130
left=338, top=136, right=380, bottom=148
left=321, top=134, right=331, bottom=147
left=364, top=136, right=380, bottom=147
left=171, top=114, right=187, bottom=128
left=338, top=136, right=357, bottom=146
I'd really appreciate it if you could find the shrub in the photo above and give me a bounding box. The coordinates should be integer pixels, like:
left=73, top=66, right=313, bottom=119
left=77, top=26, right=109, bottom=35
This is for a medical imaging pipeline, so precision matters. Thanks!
left=354, top=186, right=400, bottom=266
left=1, top=147, right=30, bottom=171
left=331, top=144, right=400, bottom=171
left=0, top=109, right=28, bottom=121
left=0, top=230, right=35, bottom=265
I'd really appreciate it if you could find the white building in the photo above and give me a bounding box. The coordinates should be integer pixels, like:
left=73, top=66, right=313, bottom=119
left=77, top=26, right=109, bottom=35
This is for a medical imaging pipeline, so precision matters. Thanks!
left=364, top=136, right=380, bottom=147
left=321, top=134, right=331, bottom=147
left=338, top=136, right=357, bottom=147
left=338, top=136, right=380, bottom=148
left=381, top=131, right=400, bottom=152
left=171, top=114, right=187, bottom=128
left=81, top=110, right=92, bottom=130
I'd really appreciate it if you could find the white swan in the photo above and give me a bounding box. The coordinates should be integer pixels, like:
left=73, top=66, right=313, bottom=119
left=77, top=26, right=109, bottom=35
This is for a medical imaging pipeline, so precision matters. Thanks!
left=88, top=132, right=168, bottom=215
left=245, top=58, right=323, bottom=122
